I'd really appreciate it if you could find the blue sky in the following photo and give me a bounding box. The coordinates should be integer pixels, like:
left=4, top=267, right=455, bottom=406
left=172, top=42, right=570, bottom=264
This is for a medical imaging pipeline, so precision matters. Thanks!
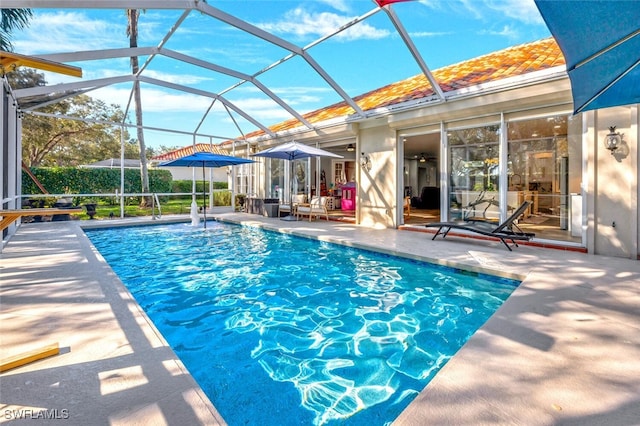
left=13, top=0, right=552, bottom=149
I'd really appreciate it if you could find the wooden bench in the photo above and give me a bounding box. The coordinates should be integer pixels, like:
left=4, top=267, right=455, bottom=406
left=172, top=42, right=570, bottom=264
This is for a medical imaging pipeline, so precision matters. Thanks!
left=0, top=208, right=83, bottom=232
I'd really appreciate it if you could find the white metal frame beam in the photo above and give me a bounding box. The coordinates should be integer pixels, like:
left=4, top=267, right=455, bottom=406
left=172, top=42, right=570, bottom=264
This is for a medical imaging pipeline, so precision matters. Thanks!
left=14, top=74, right=276, bottom=136
left=36, top=46, right=314, bottom=129
left=194, top=2, right=366, bottom=117
left=2, top=0, right=445, bottom=140
left=27, top=109, right=239, bottom=140
left=8, top=1, right=366, bottom=117
left=378, top=2, right=445, bottom=101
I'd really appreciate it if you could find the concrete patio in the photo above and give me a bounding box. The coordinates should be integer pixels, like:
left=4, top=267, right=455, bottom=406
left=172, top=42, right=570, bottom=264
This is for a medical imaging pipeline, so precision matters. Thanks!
left=1, top=213, right=639, bottom=425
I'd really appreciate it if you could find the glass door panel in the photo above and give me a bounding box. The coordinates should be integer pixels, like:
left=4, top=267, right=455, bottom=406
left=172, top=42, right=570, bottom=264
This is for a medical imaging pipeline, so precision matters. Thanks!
left=448, top=124, right=500, bottom=221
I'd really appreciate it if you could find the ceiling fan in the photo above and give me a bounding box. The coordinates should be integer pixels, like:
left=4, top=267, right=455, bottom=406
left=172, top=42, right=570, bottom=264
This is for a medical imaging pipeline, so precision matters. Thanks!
left=413, top=152, right=437, bottom=162
left=332, top=143, right=356, bottom=153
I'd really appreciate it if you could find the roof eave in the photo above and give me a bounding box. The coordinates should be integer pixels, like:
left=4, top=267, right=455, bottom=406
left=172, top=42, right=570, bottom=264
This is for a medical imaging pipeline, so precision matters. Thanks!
left=346, top=65, right=568, bottom=124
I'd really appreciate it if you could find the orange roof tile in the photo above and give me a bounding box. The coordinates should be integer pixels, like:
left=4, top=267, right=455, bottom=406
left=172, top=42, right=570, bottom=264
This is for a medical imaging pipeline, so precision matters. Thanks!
left=244, top=37, right=565, bottom=139
left=151, top=143, right=226, bottom=161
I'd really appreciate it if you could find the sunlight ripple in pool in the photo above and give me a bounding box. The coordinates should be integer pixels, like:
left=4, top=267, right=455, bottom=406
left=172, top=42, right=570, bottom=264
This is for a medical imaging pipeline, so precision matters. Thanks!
left=86, top=222, right=518, bottom=426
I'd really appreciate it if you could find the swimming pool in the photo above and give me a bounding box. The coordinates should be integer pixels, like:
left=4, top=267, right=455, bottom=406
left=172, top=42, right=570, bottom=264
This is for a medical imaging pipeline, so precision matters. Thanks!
left=85, top=221, right=519, bottom=425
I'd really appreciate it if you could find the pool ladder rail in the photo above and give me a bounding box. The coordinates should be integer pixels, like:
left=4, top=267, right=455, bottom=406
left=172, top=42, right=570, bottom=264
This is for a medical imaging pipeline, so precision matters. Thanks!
left=151, top=193, right=162, bottom=220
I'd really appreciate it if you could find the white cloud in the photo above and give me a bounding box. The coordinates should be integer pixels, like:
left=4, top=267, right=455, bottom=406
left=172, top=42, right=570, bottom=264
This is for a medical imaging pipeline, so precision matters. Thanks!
left=417, top=0, right=545, bottom=26
left=233, top=98, right=295, bottom=121
left=480, top=25, right=519, bottom=39
left=89, top=82, right=322, bottom=128
left=14, top=12, right=126, bottom=54
left=411, top=0, right=547, bottom=45
left=316, top=0, right=351, bottom=13
left=410, top=31, right=453, bottom=38
left=142, top=69, right=213, bottom=86
left=483, top=0, right=545, bottom=25
left=231, top=86, right=327, bottom=110
left=454, top=0, right=485, bottom=20
left=255, top=7, right=390, bottom=42
left=136, top=11, right=175, bottom=43
left=417, top=0, right=445, bottom=9
left=271, top=85, right=334, bottom=96
left=92, top=86, right=212, bottom=114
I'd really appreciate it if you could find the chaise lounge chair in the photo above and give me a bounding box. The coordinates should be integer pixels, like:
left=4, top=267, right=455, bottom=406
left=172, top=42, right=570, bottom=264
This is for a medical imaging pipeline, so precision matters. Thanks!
left=424, top=201, right=534, bottom=251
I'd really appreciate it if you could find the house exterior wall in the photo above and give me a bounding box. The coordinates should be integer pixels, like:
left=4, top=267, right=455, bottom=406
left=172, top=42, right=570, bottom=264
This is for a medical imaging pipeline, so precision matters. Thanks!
left=590, top=107, right=639, bottom=258
left=237, top=71, right=639, bottom=259
left=357, top=125, right=398, bottom=229
left=359, top=76, right=574, bottom=228
left=351, top=76, right=639, bottom=259
left=160, top=166, right=228, bottom=183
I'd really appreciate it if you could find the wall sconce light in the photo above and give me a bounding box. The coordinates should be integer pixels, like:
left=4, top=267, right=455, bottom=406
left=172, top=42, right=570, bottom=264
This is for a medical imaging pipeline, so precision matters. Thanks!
left=604, top=126, right=622, bottom=154
left=360, top=152, right=371, bottom=171
left=419, top=153, right=426, bottom=163
left=346, top=143, right=355, bottom=152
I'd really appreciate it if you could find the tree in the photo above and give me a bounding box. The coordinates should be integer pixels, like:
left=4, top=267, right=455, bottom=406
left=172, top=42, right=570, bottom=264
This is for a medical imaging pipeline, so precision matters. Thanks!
left=1, top=8, right=32, bottom=51
left=21, top=96, right=136, bottom=167
left=126, top=9, right=151, bottom=207
left=8, top=68, right=135, bottom=167
left=5, top=67, right=44, bottom=89
left=145, top=145, right=182, bottom=159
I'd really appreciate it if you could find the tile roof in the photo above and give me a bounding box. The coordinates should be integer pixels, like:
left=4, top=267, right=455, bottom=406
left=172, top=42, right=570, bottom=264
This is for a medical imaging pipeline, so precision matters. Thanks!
left=241, top=37, right=565, bottom=140
left=151, top=143, right=226, bottom=161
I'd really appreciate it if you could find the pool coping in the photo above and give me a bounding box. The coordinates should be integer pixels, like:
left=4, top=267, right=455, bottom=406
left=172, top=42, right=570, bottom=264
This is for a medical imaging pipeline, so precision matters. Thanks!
left=211, top=216, right=529, bottom=282
left=2, top=214, right=639, bottom=425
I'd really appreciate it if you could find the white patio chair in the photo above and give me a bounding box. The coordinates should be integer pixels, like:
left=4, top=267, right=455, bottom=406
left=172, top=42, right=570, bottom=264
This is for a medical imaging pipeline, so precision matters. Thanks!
left=279, top=194, right=306, bottom=217
left=296, top=196, right=329, bottom=222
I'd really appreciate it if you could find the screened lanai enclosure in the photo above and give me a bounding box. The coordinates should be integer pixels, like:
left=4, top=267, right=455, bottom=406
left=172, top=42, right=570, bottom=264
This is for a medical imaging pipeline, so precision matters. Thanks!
left=3, top=1, right=639, bottom=258
left=2, top=0, right=449, bottom=230
left=2, top=0, right=446, bottom=143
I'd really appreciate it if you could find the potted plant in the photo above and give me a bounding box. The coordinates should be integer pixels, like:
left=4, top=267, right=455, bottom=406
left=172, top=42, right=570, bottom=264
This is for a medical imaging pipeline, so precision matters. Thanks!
left=236, top=194, right=246, bottom=212
left=84, top=202, right=97, bottom=219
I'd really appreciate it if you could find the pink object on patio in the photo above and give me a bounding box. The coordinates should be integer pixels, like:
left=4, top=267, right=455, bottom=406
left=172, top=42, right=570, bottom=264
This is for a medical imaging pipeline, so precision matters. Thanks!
left=341, top=187, right=355, bottom=210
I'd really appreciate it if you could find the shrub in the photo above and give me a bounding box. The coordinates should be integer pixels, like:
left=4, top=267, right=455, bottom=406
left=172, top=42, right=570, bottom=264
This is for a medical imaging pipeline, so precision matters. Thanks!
left=22, top=167, right=173, bottom=196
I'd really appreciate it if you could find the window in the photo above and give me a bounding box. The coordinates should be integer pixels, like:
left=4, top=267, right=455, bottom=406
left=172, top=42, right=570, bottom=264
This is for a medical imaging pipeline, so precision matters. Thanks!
left=448, top=124, right=500, bottom=220
left=333, top=161, right=345, bottom=186
left=235, top=163, right=254, bottom=196
left=507, top=114, right=582, bottom=243
left=268, top=158, right=285, bottom=201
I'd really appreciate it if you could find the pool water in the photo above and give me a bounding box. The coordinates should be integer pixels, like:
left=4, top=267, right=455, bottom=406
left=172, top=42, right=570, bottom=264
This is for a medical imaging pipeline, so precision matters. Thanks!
left=85, top=221, right=518, bottom=426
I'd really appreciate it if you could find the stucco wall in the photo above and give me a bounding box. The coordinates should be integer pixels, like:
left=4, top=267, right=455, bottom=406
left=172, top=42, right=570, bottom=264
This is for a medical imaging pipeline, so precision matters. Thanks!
left=353, top=79, right=639, bottom=258
left=160, top=166, right=229, bottom=183
left=592, top=107, right=639, bottom=258
left=240, top=75, right=639, bottom=259
left=358, top=126, right=398, bottom=228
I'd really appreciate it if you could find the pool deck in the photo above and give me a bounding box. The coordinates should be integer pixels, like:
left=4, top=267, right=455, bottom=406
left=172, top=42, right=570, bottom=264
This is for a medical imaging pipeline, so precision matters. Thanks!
left=1, top=213, right=639, bottom=425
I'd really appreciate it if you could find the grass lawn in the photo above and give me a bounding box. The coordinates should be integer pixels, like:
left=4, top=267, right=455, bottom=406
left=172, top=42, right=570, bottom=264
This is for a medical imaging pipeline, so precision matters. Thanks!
left=77, top=196, right=236, bottom=220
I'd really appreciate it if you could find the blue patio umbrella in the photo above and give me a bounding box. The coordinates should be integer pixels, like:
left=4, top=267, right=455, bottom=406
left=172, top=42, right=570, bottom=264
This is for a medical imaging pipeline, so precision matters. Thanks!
left=160, top=152, right=254, bottom=228
left=535, top=0, right=640, bottom=114
left=252, top=141, right=342, bottom=221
